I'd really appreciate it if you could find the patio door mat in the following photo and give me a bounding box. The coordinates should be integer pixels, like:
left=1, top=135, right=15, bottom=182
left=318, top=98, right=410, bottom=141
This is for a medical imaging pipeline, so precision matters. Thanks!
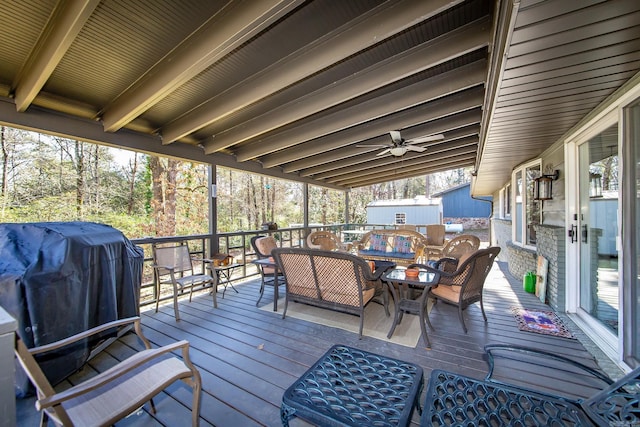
left=260, top=298, right=425, bottom=348
left=511, top=307, right=575, bottom=339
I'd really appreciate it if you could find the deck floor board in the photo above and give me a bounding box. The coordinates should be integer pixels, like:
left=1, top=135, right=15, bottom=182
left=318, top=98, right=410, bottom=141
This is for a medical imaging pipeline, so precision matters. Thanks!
left=16, top=261, right=610, bottom=426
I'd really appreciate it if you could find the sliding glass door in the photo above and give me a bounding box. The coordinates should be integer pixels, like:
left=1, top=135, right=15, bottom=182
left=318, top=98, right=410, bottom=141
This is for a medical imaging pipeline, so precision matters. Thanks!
left=577, top=124, right=619, bottom=336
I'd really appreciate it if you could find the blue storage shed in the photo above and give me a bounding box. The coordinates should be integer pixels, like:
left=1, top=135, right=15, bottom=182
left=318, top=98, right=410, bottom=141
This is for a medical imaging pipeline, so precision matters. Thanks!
left=432, top=183, right=492, bottom=218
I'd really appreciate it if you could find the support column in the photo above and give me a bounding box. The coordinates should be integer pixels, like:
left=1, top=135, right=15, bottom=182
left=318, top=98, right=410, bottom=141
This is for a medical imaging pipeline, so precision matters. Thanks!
left=208, top=164, right=219, bottom=256
left=345, top=190, right=350, bottom=225
left=303, top=183, right=309, bottom=233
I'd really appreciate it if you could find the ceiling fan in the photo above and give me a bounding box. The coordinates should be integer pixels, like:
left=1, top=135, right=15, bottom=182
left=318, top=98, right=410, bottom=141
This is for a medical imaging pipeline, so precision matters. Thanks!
left=360, top=130, right=445, bottom=157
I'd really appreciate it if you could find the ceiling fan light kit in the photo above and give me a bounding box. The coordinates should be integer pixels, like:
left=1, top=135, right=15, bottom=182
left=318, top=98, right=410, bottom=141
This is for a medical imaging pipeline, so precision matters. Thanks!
left=366, top=130, right=444, bottom=157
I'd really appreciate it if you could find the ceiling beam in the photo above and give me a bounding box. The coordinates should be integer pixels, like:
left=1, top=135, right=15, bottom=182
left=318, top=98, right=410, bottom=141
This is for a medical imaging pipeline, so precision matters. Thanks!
left=261, top=88, right=484, bottom=168
left=208, top=18, right=491, bottom=151
left=13, top=0, right=100, bottom=112
left=234, top=59, right=487, bottom=161
left=101, top=0, right=302, bottom=132
left=161, top=0, right=462, bottom=144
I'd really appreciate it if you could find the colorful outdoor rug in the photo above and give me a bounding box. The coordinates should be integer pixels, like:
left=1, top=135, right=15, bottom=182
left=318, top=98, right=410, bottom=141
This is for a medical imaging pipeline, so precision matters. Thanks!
left=511, top=307, right=575, bottom=339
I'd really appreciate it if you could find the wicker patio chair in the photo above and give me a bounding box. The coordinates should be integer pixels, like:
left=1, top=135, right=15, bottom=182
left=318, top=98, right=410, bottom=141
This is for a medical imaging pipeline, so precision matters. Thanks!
left=424, top=224, right=446, bottom=259
left=251, top=235, right=285, bottom=306
left=428, top=234, right=480, bottom=260
left=409, top=246, right=500, bottom=333
left=152, top=243, right=216, bottom=321
left=14, top=317, right=202, bottom=427
left=306, top=230, right=340, bottom=250
left=306, top=230, right=352, bottom=252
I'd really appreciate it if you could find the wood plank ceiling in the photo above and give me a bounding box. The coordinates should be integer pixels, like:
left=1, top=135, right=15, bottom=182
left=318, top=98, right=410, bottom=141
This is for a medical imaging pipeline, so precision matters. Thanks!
left=0, top=0, right=639, bottom=194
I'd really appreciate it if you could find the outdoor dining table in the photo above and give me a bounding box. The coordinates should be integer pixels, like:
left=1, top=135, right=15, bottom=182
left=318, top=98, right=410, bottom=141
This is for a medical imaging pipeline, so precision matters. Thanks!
left=252, top=257, right=281, bottom=312
left=383, top=267, right=437, bottom=349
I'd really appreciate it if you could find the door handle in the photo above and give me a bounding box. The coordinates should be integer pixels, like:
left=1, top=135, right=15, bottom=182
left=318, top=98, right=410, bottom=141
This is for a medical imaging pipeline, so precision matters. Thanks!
left=582, top=224, right=588, bottom=243
left=568, top=225, right=578, bottom=243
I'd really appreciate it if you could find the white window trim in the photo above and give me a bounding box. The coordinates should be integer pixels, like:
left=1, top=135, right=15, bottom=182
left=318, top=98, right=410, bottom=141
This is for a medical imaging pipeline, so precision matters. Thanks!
left=511, top=159, right=542, bottom=250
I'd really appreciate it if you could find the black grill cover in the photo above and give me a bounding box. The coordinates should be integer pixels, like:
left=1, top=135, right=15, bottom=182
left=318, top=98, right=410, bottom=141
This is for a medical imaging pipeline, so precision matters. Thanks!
left=0, top=222, right=143, bottom=396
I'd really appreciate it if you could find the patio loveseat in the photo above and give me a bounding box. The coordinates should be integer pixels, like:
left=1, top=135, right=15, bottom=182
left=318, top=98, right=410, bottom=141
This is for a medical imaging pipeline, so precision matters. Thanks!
left=356, top=229, right=429, bottom=266
left=272, top=248, right=390, bottom=338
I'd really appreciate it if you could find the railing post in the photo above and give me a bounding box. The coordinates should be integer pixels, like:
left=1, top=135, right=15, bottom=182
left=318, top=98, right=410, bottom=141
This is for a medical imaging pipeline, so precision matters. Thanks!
left=0, top=306, right=17, bottom=427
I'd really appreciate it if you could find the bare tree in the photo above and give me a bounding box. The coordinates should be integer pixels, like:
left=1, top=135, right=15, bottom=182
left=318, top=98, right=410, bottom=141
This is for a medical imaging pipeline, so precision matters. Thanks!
left=74, top=140, right=85, bottom=217
left=1, top=126, right=7, bottom=197
left=127, top=154, right=138, bottom=215
left=148, top=156, right=178, bottom=236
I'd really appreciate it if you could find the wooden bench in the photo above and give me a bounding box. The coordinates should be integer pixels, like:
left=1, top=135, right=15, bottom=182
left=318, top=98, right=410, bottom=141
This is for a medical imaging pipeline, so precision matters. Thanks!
left=356, top=229, right=429, bottom=266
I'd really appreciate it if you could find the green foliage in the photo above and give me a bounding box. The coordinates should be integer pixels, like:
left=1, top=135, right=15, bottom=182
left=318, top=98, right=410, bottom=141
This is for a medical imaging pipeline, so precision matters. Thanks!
left=0, top=126, right=472, bottom=238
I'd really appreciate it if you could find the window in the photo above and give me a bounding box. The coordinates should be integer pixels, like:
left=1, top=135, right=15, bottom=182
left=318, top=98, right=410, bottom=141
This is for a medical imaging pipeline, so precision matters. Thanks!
left=395, top=213, right=406, bottom=224
left=525, top=164, right=541, bottom=245
left=512, top=161, right=541, bottom=247
left=500, top=183, right=511, bottom=218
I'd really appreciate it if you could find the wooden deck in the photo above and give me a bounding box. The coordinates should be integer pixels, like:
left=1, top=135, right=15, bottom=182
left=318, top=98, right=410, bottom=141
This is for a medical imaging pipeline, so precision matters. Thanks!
left=17, top=260, right=610, bottom=426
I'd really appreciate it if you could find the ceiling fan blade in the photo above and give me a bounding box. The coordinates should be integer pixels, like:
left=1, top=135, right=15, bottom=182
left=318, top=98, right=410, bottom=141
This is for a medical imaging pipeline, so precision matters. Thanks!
left=389, top=130, right=403, bottom=144
left=408, top=134, right=445, bottom=144
left=356, top=144, right=391, bottom=148
left=376, top=148, right=392, bottom=156
left=405, top=145, right=427, bottom=153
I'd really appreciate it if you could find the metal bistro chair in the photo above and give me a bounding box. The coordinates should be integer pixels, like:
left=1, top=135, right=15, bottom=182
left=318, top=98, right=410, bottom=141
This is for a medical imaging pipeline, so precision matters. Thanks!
left=14, top=317, right=202, bottom=427
left=250, top=235, right=285, bottom=306
left=152, top=243, right=217, bottom=321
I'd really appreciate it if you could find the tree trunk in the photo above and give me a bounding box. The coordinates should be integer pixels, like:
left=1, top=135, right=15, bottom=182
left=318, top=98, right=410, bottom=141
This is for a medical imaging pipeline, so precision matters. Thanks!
left=149, top=156, right=167, bottom=235
left=320, top=188, right=328, bottom=224
left=260, top=176, right=267, bottom=225
left=75, top=141, right=84, bottom=217
left=1, top=126, right=7, bottom=197
left=165, top=159, right=178, bottom=235
left=127, top=154, right=138, bottom=214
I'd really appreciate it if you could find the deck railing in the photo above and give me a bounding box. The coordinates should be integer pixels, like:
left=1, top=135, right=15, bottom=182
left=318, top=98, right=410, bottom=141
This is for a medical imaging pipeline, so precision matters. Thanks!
left=130, top=223, right=402, bottom=309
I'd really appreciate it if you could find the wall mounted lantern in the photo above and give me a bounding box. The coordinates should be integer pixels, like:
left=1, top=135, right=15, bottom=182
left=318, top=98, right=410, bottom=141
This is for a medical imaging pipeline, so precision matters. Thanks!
left=534, top=169, right=559, bottom=201
left=590, top=173, right=603, bottom=198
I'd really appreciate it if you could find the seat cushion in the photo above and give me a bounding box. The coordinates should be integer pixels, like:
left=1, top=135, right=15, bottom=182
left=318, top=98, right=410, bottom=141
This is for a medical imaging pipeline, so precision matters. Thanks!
left=255, top=236, right=278, bottom=256
left=393, top=235, right=413, bottom=253
left=430, top=284, right=462, bottom=303
left=368, top=234, right=388, bottom=252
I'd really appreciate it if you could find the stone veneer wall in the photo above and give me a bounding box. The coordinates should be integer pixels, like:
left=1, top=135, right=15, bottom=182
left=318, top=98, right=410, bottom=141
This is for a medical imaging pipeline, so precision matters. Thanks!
left=492, top=218, right=511, bottom=258
left=534, top=224, right=566, bottom=310
left=491, top=219, right=566, bottom=311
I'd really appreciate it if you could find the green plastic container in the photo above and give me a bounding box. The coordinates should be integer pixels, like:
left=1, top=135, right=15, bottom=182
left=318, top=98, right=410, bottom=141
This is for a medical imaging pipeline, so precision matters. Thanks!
left=523, top=271, right=536, bottom=293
